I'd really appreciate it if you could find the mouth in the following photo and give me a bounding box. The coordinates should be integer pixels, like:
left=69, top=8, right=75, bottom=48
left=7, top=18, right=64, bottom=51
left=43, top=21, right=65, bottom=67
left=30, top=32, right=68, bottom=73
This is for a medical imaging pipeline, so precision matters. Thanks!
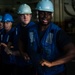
left=43, top=20, right=48, bottom=22
left=24, top=19, right=27, bottom=21
left=42, top=19, right=48, bottom=24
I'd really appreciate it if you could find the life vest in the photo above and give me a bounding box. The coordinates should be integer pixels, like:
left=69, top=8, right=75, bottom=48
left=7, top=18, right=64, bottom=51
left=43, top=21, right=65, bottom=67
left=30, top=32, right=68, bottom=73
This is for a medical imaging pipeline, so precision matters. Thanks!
left=28, top=22, right=65, bottom=75
left=15, top=21, right=35, bottom=66
left=1, top=27, right=16, bottom=64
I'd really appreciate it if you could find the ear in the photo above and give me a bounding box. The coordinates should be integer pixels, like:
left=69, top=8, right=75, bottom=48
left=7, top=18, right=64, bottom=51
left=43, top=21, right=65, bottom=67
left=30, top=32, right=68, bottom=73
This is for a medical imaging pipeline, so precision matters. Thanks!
left=36, top=11, right=39, bottom=19
left=51, top=13, right=53, bottom=17
left=36, top=11, right=39, bottom=22
left=30, top=14, right=32, bottom=17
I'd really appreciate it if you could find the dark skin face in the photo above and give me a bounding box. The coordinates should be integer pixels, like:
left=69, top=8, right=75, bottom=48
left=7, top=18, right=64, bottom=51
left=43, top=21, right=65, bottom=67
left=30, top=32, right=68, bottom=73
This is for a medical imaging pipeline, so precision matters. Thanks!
left=38, top=11, right=53, bottom=31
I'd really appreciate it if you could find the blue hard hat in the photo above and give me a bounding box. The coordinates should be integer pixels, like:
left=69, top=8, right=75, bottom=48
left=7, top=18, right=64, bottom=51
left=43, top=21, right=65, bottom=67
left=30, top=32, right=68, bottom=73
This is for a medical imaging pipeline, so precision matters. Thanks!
left=36, top=0, right=54, bottom=12
left=3, top=13, right=14, bottom=22
left=18, top=4, right=32, bottom=14
left=0, top=15, right=3, bottom=21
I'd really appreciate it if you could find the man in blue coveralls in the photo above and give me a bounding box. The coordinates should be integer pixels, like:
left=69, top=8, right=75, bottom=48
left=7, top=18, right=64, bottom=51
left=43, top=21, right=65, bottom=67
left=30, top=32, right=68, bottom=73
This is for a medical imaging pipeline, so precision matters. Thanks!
left=0, top=13, right=17, bottom=75
left=15, top=4, right=36, bottom=75
left=27, top=0, right=75, bottom=75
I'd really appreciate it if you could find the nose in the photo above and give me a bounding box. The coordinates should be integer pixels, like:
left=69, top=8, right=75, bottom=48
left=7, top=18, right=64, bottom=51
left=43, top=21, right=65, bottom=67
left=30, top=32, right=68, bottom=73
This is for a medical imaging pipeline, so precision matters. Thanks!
left=43, top=12, right=48, bottom=18
left=23, top=14, right=27, bottom=19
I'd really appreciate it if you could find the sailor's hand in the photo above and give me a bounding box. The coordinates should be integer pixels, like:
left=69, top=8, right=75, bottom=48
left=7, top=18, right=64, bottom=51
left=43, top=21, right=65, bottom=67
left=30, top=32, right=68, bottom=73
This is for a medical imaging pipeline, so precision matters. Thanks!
left=4, top=47, right=12, bottom=55
left=1, top=43, right=7, bottom=47
left=24, top=53, right=30, bottom=60
left=40, top=59, right=52, bottom=67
